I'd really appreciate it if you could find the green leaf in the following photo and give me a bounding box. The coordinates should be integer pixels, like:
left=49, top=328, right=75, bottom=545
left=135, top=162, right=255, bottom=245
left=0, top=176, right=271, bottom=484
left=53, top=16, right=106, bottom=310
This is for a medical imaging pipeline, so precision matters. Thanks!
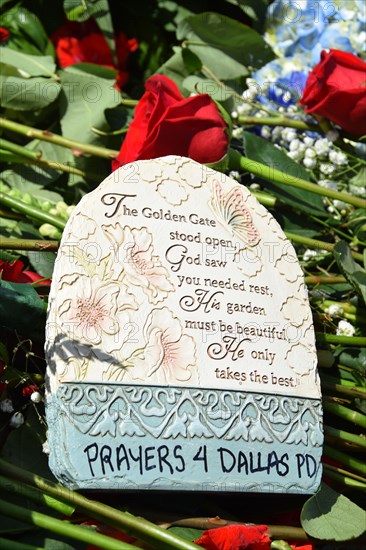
left=242, top=132, right=326, bottom=216
left=0, top=249, right=19, bottom=262
left=301, top=483, right=366, bottom=541
left=59, top=68, right=119, bottom=145
left=168, top=526, right=204, bottom=542
left=63, top=0, right=116, bottom=62
left=1, top=6, right=55, bottom=56
left=67, top=62, right=117, bottom=80
left=225, top=0, right=269, bottom=30
left=181, top=48, right=202, bottom=74
left=0, top=48, right=57, bottom=78
left=1, top=138, right=74, bottom=195
left=0, top=280, right=45, bottom=332
left=273, top=211, right=323, bottom=238
left=157, top=47, right=190, bottom=90
left=333, top=348, right=366, bottom=373
left=0, top=75, right=61, bottom=110
left=177, top=12, right=274, bottom=80
left=333, top=241, right=366, bottom=304
left=27, top=250, right=55, bottom=279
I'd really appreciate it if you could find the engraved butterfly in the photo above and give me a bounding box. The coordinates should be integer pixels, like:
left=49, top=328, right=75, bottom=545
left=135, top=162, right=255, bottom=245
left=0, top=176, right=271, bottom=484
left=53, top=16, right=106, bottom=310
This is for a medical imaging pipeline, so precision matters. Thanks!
left=209, top=180, right=260, bottom=247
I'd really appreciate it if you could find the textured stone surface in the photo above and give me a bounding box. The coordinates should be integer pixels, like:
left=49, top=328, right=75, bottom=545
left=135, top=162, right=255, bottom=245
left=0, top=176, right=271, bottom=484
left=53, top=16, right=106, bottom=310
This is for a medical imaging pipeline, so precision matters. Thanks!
left=45, top=156, right=322, bottom=492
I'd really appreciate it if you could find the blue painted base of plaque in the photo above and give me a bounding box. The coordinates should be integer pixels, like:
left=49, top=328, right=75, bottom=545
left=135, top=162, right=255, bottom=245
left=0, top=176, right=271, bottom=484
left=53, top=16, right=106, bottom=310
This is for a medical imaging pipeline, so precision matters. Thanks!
left=46, top=384, right=323, bottom=493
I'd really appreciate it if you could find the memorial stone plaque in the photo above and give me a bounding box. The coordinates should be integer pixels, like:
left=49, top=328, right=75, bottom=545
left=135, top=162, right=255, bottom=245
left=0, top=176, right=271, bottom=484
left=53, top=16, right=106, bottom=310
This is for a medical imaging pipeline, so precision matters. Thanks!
left=46, top=156, right=323, bottom=493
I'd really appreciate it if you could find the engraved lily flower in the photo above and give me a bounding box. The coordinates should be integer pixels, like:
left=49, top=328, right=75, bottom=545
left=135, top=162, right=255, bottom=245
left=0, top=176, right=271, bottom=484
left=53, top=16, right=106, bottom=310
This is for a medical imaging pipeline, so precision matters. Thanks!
left=129, top=307, right=197, bottom=384
left=102, top=223, right=174, bottom=304
left=58, top=274, right=136, bottom=349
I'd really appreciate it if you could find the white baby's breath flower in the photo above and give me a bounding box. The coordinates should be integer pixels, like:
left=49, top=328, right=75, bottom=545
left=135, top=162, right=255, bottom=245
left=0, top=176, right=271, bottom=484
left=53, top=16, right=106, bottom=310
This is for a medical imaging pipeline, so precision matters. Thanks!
left=0, top=398, right=14, bottom=413
left=232, top=126, right=243, bottom=139
left=325, top=304, right=344, bottom=317
left=320, top=163, right=336, bottom=175
left=303, top=248, right=328, bottom=262
left=318, top=179, right=338, bottom=191
left=329, top=150, right=348, bottom=166
left=31, top=391, right=42, bottom=403
left=10, top=412, right=24, bottom=428
left=303, top=249, right=318, bottom=262
left=272, top=126, right=283, bottom=139
left=349, top=185, right=366, bottom=197
left=303, top=136, right=315, bottom=146
left=303, top=157, right=317, bottom=169
left=282, top=129, right=297, bottom=142
left=336, top=320, right=356, bottom=337
left=314, top=138, right=331, bottom=157
left=305, top=148, right=316, bottom=158
left=288, top=150, right=302, bottom=161
left=333, top=200, right=347, bottom=210
left=289, top=139, right=301, bottom=151
left=42, top=440, right=50, bottom=455
left=261, top=126, right=271, bottom=139
left=237, top=102, right=252, bottom=115
left=229, top=171, right=241, bottom=181
left=231, top=111, right=238, bottom=119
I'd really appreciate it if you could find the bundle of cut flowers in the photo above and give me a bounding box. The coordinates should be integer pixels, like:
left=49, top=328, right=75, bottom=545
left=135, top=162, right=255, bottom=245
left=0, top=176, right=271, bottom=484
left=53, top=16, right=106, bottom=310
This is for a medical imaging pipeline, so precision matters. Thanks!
left=0, top=0, right=365, bottom=549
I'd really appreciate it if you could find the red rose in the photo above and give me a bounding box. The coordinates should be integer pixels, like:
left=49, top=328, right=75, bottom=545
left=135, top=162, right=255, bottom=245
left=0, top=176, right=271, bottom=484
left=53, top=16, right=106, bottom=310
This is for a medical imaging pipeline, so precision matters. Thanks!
left=0, top=259, right=50, bottom=285
left=51, top=20, right=138, bottom=90
left=300, top=49, right=366, bottom=136
left=0, top=27, right=10, bottom=43
left=112, top=74, right=229, bottom=169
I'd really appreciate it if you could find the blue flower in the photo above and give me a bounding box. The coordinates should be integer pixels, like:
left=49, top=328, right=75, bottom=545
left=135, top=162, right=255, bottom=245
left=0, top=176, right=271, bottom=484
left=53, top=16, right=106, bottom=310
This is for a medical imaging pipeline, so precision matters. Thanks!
left=268, top=71, right=308, bottom=105
left=274, top=8, right=327, bottom=56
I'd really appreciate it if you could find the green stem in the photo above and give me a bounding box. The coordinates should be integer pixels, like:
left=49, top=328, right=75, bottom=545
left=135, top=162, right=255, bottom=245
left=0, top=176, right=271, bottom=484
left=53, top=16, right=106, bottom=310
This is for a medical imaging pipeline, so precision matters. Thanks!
left=285, top=231, right=363, bottom=262
left=0, top=193, right=66, bottom=230
left=304, top=275, right=347, bottom=285
left=0, top=117, right=119, bottom=159
left=0, top=539, right=43, bottom=550
left=316, top=333, right=366, bottom=346
left=324, top=425, right=366, bottom=449
left=237, top=115, right=319, bottom=132
left=323, top=444, right=366, bottom=476
left=0, top=138, right=42, bottom=160
left=323, top=463, right=366, bottom=484
left=0, top=238, right=59, bottom=251
left=251, top=190, right=277, bottom=207
left=320, top=373, right=359, bottom=388
left=25, top=157, right=100, bottom=181
left=228, top=148, right=366, bottom=209
left=0, top=459, right=201, bottom=550
left=321, top=380, right=366, bottom=400
left=323, top=467, right=366, bottom=491
left=0, top=475, right=74, bottom=516
left=323, top=399, right=366, bottom=429
left=119, top=98, right=139, bottom=107
left=0, top=498, right=138, bottom=550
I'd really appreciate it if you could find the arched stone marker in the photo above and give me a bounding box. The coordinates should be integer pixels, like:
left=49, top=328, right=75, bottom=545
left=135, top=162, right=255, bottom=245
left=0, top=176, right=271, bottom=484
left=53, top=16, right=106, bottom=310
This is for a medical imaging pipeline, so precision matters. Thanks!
left=46, top=156, right=323, bottom=492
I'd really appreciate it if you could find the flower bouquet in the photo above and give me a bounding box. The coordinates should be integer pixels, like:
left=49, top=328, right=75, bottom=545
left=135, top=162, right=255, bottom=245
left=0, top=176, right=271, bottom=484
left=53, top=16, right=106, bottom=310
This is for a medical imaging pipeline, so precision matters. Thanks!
left=0, top=0, right=365, bottom=549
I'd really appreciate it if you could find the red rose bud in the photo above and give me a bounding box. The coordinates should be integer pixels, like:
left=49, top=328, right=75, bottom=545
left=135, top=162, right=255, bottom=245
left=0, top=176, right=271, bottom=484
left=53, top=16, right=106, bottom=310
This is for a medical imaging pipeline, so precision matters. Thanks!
left=112, top=74, right=229, bottom=170
left=0, top=259, right=50, bottom=285
left=51, top=19, right=138, bottom=90
left=22, top=385, right=39, bottom=398
left=0, top=27, right=10, bottom=42
left=194, top=524, right=271, bottom=550
left=300, top=49, right=366, bottom=136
